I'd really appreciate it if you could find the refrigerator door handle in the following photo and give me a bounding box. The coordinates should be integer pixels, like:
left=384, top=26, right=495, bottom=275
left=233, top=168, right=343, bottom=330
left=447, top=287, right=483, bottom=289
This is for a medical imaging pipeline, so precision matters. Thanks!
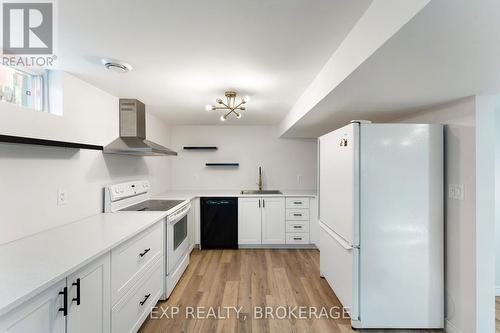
left=319, top=221, right=358, bottom=250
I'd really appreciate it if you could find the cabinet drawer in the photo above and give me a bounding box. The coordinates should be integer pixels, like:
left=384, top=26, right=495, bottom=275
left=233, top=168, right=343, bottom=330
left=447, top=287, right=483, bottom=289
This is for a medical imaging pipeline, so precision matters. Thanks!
left=286, top=233, right=310, bottom=244
left=286, top=209, right=309, bottom=220
left=111, top=222, right=163, bottom=304
left=112, top=258, right=163, bottom=333
left=286, top=221, right=309, bottom=233
left=286, top=197, right=310, bottom=209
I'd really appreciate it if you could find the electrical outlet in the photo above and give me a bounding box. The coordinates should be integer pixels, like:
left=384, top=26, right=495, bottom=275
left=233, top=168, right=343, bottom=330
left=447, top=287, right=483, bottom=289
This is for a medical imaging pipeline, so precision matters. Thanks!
left=57, top=189, right=68, bottom=206
left=448, top=184, right=465, bottom=201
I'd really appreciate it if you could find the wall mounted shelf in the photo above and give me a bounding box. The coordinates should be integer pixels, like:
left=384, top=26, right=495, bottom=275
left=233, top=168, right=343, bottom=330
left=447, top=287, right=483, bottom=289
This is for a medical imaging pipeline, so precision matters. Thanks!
left=183, top=146, right=218, bottom=150
left=0, top=135, right=103, bottom=151
left=205, top=163, right=239, bottom=167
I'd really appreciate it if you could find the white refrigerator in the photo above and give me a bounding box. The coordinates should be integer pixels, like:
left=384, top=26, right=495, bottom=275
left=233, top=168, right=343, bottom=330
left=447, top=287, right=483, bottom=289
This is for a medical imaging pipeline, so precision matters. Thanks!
left=318, top=122, right=444, bottom=329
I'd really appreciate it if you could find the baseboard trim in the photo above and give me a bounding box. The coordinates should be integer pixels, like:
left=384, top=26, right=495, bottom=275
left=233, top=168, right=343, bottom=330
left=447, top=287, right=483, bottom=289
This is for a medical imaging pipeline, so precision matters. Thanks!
left=238, top=244, right=317, bottom=249
left=445, top=319, right=463, bottom=333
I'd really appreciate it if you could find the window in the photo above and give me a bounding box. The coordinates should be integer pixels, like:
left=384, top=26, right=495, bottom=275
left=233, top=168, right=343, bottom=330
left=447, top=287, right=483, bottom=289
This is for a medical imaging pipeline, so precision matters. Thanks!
left=0, top=65, right=47, bottom=112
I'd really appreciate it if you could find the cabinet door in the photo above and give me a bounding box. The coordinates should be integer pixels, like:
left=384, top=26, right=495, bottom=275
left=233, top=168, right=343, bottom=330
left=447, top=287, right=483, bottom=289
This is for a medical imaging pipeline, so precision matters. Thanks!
left=67, top=253, right=111, bottom=333
left=238, top=198, right=262, bottom=244
left=261, top=197, right=285, bottom=244
left=0, top=280, right=66, bottom=333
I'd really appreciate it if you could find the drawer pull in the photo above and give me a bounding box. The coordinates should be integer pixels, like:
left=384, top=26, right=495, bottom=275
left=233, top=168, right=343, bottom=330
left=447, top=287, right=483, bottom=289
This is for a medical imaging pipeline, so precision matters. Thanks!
left=293, top=213, right=302, bottom=216
left=139, top=248, right=151, bottom=257
left=72, top=278, right=81, bottom=305
left=293, top=201, right=302, bottom=204
left=58, top=287, right=68, bottom=316
left=140, top=293, right=151, bottom=306
left=293, top=225, right=302, bottom=229
left=293, top=237, right=302, bottom=240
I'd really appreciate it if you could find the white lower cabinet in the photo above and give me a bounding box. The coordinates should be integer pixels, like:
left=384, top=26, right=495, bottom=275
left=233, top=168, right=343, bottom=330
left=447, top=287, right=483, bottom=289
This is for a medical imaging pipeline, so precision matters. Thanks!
left=238, top=198, right=262, bottom=244
left=0, top=253, right=110, bottom=333
left=261, top=198, right=285, bottom=244
left=111, top=259, right=163, bottom=333
left=238, top=196, right=312, bottom=247
left=238, top=197, right=285, bottom=245
left=0, top=280, right=66, bottom=333
left=1, top=220, right=166, bottom=333
left=67, top=254, right=111, bottom=333
left=110, top=223, right=165, bottom=333
left=285, top=197, right=311, bottom=245
left=111, top=222, right=163, bottom=304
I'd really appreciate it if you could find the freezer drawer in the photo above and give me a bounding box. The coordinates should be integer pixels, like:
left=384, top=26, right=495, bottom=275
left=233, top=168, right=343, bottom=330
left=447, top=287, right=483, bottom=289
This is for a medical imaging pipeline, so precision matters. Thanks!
left=319, top=223, right=358, bottom=321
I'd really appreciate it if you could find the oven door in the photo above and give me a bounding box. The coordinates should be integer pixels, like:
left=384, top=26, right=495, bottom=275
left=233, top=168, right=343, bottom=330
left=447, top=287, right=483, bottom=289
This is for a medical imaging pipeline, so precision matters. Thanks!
left=167, top=203, right=191, bottom=274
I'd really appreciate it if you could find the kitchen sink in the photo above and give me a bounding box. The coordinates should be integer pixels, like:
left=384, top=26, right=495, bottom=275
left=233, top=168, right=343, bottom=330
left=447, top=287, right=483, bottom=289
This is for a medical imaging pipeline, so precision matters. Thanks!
left=240, top=190, right=283, bottom=195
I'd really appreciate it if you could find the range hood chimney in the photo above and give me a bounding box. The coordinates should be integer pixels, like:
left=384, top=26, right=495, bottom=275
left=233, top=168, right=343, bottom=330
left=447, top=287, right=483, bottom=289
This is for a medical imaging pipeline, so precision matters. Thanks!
left=103, top=99, right=177, bottom=156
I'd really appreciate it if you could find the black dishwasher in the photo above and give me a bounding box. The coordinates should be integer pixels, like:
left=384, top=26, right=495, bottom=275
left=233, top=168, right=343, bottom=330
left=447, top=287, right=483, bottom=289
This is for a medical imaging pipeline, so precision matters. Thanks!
left=200, top=197, right=238, bottom=249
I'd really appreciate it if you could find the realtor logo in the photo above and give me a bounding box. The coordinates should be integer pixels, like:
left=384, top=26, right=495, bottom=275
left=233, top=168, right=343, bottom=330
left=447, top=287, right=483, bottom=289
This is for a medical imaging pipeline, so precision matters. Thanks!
left=2, top=1, right=53, bottom=54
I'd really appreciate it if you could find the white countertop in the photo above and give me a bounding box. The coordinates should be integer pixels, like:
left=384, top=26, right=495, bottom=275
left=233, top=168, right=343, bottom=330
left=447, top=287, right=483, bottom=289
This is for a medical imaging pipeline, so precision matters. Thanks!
left=0, top=211, right=170, bottom=316
left=153, top=189, right=317, bottom=201
left=0, top=189, right=316, bottom=316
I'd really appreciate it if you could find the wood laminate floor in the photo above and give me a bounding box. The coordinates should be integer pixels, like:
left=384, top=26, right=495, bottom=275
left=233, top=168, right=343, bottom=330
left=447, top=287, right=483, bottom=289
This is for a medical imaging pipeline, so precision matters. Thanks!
left=496, top=297, right=500, bottom=333
left=140, top=249, right=444, bottom=333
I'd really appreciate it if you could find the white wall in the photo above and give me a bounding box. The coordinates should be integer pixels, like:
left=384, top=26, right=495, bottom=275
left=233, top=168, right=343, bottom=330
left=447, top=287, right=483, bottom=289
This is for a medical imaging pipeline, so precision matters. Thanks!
left=0, top=71, right=172, bottom=245
left=496, top=98, right=500, bottom=294
left=169, top=125, right=317, bottom=191
left=395, top=97, right=476, bottom=333
left=474, top=95, right=496, bottom=333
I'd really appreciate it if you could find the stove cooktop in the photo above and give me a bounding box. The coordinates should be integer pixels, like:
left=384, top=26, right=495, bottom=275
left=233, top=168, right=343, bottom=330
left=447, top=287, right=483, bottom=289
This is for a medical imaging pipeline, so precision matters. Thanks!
left=119, top=200, right=185, bottom=212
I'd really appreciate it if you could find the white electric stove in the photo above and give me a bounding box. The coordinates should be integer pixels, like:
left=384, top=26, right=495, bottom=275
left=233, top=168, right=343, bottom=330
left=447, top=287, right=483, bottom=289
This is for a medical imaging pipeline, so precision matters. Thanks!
left=104, top=180, right=191, bottom=299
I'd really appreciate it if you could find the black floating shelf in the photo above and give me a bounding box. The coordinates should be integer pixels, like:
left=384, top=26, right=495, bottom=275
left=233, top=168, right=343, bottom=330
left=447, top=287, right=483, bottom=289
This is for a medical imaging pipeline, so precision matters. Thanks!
left=205, top=163, right=239, bottom=167
left=0, top=134, right=103, bottom=151
left=183, top=146, right=218, bottom=150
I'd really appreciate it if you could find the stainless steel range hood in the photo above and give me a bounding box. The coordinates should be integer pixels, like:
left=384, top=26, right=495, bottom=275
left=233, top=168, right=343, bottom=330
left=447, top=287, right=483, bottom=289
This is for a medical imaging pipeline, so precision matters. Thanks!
left=103, top=99, right=177, bottom=156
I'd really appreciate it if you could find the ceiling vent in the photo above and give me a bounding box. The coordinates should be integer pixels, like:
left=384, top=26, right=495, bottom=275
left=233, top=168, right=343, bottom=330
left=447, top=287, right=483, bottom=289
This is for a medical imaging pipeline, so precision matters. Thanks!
left=102, top=58, right=132, bottom=73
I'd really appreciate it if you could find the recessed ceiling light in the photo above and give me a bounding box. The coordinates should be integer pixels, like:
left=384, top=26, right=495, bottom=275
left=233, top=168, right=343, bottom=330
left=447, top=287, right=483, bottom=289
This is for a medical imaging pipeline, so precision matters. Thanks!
left=101, top=58, right=132, bottom=73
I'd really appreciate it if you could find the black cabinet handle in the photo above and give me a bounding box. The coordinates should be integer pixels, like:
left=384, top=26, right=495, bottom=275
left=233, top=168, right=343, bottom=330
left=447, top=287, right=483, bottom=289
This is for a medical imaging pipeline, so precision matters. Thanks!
left=58, top=287, right=68, bottom=316
left=140, top=293, right=151, bottom=306
left=72, top=278, right=81, bottom=305
left=293, top=225, right=302, bottom=228
left=263, top=199, right=265, bottom=208
left=293, top=213, right=302, bottom=216
left=258, top=200, right=260, bottom=208
left=139, top=248, right=151, bottom=257
left=293, top=237, right=302, bottom=240
left=293, top=201, right=302, bottom=204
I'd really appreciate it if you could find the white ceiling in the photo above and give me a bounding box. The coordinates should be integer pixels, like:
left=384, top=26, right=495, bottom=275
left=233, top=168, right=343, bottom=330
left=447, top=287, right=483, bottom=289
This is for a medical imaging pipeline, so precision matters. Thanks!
left=283, top=0, right=500, bottom=137
left=55, top=0, right=372, bottom=125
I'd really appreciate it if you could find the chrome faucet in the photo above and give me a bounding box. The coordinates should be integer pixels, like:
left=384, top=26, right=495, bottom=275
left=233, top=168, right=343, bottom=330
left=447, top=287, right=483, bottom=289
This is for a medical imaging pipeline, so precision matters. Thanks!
left=257, top=166, right=263, bottom=191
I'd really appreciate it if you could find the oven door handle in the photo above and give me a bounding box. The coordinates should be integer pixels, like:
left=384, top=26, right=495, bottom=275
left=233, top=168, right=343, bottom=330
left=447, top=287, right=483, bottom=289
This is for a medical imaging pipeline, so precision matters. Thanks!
left=168, top=203, right=191, bottom=224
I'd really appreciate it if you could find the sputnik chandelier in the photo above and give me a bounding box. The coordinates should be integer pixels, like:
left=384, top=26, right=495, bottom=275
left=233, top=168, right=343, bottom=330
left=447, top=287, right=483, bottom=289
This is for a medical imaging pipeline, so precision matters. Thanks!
left=205, top=91, right=250, bottom=121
